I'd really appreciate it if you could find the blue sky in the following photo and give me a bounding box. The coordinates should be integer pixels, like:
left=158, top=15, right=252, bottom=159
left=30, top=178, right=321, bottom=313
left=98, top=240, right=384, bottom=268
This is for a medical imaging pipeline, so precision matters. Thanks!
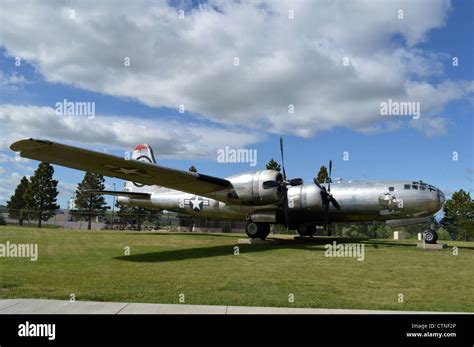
left=0, top=0, right=472, bottom=208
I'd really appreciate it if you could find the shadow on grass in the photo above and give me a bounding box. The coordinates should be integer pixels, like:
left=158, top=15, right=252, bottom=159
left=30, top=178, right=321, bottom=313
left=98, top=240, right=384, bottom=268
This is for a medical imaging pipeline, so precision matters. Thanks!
left=113, top=236, right=461, bottom=263
left=124, top=232, right=242, bottom=239
left=454, top=245, right=474, bottom=251
left=114, top=243, right=326, bottom=263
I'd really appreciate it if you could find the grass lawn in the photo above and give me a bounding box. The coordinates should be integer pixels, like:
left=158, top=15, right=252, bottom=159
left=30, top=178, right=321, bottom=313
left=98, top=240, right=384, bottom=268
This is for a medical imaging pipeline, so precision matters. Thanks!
left=0, top=225, right=473, bottom=312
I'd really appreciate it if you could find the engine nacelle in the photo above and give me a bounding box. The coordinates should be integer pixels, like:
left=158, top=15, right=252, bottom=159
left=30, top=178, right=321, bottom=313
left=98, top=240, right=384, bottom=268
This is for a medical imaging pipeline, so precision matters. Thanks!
left=227, top=170, right=283, bottom=205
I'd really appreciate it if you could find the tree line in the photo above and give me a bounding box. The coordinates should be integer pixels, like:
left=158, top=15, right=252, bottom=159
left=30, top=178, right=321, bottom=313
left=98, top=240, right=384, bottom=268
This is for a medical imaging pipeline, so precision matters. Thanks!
left=5, top=162, right=159, bottom=229
left=4, top=160, right=474, bottom=240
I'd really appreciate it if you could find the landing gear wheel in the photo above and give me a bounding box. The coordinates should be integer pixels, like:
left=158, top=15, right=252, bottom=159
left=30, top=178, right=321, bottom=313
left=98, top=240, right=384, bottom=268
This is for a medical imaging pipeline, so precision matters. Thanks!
left=297, top=225, right=316, bottom=237
left=245, top=222, right=270, bottom=240
left=423, top=229, right=438, bottom=244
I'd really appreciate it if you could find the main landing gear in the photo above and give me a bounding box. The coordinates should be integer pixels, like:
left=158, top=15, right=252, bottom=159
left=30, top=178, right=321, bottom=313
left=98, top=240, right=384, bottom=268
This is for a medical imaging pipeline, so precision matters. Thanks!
left=245, top=222, right=270, bottom=240
left=296, top=224, right=316, bottom=237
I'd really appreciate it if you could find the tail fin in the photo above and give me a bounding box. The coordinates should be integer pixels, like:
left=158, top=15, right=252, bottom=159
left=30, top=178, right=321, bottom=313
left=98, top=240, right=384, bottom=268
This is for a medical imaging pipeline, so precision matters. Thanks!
left=132, top=143, right=156, bottom=164
left=124, top=143, right=156, bottom=191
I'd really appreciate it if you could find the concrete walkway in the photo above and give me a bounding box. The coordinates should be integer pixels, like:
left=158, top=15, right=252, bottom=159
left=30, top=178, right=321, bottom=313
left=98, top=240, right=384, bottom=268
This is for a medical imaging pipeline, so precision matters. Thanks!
left=0, top=299, right=470, bottom=314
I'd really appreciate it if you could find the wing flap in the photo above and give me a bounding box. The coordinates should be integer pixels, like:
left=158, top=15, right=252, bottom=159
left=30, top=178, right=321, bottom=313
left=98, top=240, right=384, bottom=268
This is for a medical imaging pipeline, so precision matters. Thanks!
left=385, top=216, right=432, bottom=227
left=86, top=190, right=151, bottom=199
left=11, top=138, right=231, bottom=196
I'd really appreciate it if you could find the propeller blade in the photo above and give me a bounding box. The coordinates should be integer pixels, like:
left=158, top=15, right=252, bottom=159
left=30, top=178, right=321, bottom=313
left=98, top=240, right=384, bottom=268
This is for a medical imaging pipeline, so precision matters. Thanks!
left=289, top=178, right=303, bottom=186
left=314, top=160, right=339, bottom=233
left=282, top=189, right=290, bottom=228
left=278, top=137, right=290, bottom=228
left=323, top=201, right=330, bottom=231
left=279, top=137, right=286, bottom=181
left=262, top=180, right=279, bottom=189
left=313, top=177, right=323, bottom=190
left=330, top=196, right=341, bottom=210
left=328, top=160, right=332, bottom=192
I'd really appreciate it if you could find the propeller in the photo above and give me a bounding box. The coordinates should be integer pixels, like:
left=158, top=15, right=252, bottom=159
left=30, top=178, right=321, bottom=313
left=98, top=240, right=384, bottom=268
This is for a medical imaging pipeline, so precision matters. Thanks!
left=262, top=137, right=304, bottom=228
left=279, top=137, right=290, bottom=228
left=313, top=160, right=341, bottom=232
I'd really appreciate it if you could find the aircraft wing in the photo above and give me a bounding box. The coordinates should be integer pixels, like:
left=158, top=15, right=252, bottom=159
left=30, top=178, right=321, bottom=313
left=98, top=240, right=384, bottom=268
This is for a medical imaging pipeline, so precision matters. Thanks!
left=85, top=190, right=151, bottom=199
left=385, top=216, right=432, bottom=228
left=10, top=138, right=231, bottom=196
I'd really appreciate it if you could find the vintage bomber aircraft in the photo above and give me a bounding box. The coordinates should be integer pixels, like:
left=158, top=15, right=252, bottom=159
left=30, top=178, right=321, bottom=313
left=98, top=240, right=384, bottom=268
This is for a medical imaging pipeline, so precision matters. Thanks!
left=10, top=138, right=445, bottom=243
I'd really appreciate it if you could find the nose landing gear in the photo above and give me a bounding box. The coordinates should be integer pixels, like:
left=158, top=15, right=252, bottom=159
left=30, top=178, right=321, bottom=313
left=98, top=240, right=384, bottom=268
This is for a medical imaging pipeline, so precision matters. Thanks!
left=296, top=224, right=316, bottom=237
left=423, top=229, right=438, bottom=244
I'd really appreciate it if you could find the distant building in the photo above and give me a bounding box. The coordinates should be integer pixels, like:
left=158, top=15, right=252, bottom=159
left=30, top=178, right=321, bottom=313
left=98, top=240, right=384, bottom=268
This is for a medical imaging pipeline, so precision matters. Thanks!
left=68, top=198, right=76, bottom=210
left=177, top=215, right=246, bottom=233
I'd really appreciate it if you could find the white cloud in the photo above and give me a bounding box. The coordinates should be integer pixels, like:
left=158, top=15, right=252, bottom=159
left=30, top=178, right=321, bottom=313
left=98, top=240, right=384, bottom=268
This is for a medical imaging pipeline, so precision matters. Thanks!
left=0, top=71, right=28, bottom=87
left=0, top=0, right=471, bottom=138
left=0, top=104, right=262, bottom=158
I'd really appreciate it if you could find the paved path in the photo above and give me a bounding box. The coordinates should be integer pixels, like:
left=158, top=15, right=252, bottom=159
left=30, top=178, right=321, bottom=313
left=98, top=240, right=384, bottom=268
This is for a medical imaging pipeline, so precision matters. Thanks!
left=0, top=299, right=470, bottom=314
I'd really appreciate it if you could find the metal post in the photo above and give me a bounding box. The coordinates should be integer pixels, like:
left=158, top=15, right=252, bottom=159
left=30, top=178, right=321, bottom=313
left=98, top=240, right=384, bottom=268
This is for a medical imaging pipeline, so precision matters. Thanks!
left=111, top=182, right=116, bottom=230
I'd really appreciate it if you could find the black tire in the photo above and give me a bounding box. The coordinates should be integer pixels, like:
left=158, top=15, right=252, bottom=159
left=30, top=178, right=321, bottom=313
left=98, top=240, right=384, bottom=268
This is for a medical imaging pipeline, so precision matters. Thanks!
left=423, top=229, right=438, bottom=244
left=245, top=222, right=270, bottom=240
left=297, top=225, right=316, bottom=237
left=259, top=223, right=270, bottom=240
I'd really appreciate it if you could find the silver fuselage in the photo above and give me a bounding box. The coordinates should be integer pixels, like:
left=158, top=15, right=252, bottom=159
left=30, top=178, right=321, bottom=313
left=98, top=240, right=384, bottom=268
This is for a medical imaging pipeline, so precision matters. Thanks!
left=118, top=177, right=445, bottom=226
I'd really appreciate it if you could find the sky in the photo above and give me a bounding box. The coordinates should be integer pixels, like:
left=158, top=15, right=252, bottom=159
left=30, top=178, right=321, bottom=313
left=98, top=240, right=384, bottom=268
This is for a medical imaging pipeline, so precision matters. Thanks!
left=0, top=0, right=473, bottom=208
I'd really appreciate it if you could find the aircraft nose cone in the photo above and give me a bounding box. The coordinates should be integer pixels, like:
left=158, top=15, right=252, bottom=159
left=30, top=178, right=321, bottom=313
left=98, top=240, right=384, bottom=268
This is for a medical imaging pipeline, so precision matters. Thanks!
left=430, top=186, right=445, bottom=212
left=438, top=189, right=445, bottom=206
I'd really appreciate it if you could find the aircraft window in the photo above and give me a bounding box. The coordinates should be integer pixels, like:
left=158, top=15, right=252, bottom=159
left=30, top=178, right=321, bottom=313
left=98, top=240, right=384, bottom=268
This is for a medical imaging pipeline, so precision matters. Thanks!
left=420, top=186, right=426, bottom=190
left=404, top=184, right=411, bottom=190
left=412, top=185, right=418, bottom=190
left=389, top=187, right=395, bottom=192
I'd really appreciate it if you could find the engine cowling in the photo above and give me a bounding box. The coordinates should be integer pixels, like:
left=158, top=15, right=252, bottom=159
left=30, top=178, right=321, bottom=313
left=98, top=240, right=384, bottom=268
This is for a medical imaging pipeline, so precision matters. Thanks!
left=227, top=170, right=283, bottom=205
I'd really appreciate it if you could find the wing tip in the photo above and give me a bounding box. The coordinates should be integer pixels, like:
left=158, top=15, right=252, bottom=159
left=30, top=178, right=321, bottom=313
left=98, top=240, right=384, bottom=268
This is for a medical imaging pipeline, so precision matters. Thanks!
left=10, top=138, right=52, bottom=152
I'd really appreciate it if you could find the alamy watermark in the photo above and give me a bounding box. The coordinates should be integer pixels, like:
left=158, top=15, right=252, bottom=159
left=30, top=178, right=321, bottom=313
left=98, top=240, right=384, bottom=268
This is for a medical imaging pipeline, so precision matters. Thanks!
left=55, top=98, right=95, bottom=119
left=18, top=321, right=55, bottom=340
left=380, top=99, right=420, bottom=119
left=0, top=241, right=38, bottom=261
left=217, top=146, right=257, bottom=167
left=325, top=241, right=365, bottom=261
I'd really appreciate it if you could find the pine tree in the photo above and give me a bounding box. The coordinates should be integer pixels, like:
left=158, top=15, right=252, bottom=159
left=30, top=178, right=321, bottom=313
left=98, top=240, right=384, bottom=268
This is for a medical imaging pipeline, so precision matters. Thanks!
left=24, top=163, right=60, bottom=228
left=441, top=189, right=474, bottom=241
left=266, top=158, right=281, bottom=172
left=7, top=176, right=30, bottom=226
left=74, top=173, right=108, bottom=230
left=115, top=201, right=134, bottom=227
left=316, top=165, right=329, bottom=183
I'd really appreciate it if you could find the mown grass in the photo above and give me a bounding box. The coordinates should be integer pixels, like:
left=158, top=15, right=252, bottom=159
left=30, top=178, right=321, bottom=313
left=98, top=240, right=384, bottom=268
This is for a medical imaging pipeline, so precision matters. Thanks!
left=0, top=226, right=473, bottom=311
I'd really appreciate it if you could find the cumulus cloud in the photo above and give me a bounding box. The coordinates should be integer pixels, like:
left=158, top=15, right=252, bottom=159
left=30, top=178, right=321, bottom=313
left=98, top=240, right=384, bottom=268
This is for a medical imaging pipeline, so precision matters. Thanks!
left=0, top=71, right=28, bottom=87
left=0, top=104, right=262, bottom=158
left=0, top=0, right=471, bottom=138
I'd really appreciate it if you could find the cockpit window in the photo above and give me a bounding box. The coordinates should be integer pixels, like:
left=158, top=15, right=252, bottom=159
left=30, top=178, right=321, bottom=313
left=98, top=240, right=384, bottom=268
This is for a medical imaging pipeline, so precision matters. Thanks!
left=404, top=184, right=411, bottom=190
left=412, top=185, right=418, bottom=190
left=420, top=186, right=426, bottom=190
left=389, top=187, right=395, bottom=192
